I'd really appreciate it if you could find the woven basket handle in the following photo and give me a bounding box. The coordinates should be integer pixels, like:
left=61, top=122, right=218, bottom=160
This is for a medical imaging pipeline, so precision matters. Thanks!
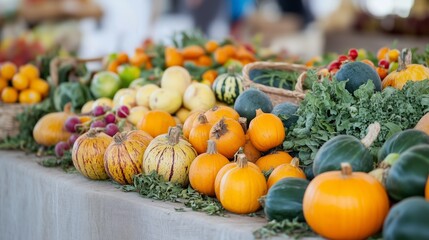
left=49, top=57, right=103, bottom=86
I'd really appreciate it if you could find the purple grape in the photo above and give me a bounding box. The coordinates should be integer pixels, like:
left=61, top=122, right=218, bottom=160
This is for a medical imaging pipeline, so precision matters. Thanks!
left=90, top=120, right=106, bottom=128
left=93, top=105, right=105, bottom=116
left=117, top=105, right=130, bottom=118
left=64, top=116, right=81, bottom=133
left=68, top=134, right=80, bottom=146
left=55, top=141, right=70, bottom=158
left=105, top=123, right=119, bottom=137
left=105, top=113, right=116, bottom=124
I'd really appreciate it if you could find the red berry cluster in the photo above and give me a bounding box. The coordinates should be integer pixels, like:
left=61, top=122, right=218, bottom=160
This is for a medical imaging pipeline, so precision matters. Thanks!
left=328, top=49, right=359, bottom=75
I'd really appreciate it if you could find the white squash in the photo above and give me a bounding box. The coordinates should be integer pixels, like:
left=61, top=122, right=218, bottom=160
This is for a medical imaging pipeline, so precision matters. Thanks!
left=149, top=88, right=182, bottom=114
left=92, top=98, right=114, bottom=110
left=161, top=66, right=191, bottom=95
left=113, top=88, right=136, bottom=106
left=127, top=106, right=149, bottom=126
left=175, top=108, right=191, bottom=123
left=183, top=82, right=216, bottom=111
left=136, top=84, right=159, bottom=107
left=81, top=100, right=94, bottom=114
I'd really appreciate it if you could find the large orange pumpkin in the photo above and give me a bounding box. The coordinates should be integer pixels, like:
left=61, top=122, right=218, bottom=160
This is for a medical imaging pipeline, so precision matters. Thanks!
left=137, top=110, right=176, bottom=137
left=248, top=109, right=285, bottom=152
left=255, top=151, right=293, bottom=172
left=267, top=158, right=305, bottom=189
left=210, top=118, right=245, bottom=159
left=218, top=154, right=267, bottom=214
left=303, top=163, right=390, bottom=240
left=204, top=105, right=240, bottom=125
left=382, top=48, right=429, bottom=89
left=189, top=140, right=229, bottom=196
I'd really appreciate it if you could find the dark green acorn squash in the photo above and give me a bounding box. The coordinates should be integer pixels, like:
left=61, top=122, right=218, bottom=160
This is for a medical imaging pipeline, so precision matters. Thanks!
left=378, top=129, right=429, bottom=163
left=383, top=197, right=429, bottom=240
left=261, top=178, right=309, bottom=222
left=385, top=144, right=429, bottom=201
left=234, top=88, right=273, bottom=123
left=212, top=70, right=244, bottom=105
left=335, top=61, right=382, bottom=93
left=271, top=102, right=299, bottom=129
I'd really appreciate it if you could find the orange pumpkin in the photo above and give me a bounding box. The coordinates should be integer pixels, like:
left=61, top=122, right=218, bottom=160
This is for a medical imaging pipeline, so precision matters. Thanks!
left=189, top=114, right=212, bottom=154
left=204, top=105, right=240, bottom=125
left=426, top=176, right=429, bottom=200
left=218, top=154, right=267, bottom=214
left=255, top=151, right=293, bottom=172
left=238, top=117, right=261, bottom=163
left=303, top=163, right=390, bottom=240
left=382, top=48, right=429, bottom=89
left=182, top=110, right=204, bottom=139
left=182, top=45, right=205, bottom=59
left=248, top=109, right=285, bottom=152
left=137, top=110, right=176, bottom=137
left=415, top=113, right=429, bottom=135
left=210, top=118, right=245, bottom=159
left=189, top=140, right=230, bottom=196
left=267, top=158, right=305, bottom=189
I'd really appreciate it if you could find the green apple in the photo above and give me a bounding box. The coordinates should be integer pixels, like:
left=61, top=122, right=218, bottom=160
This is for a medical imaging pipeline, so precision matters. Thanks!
left=90, top=71, right=121, bottom=99
left=118, top=65, right=141, bottom=88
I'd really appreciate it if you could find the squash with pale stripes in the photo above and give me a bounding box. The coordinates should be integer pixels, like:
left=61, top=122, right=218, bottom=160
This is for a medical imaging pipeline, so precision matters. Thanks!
left=142, top=127, right=198, bottom=186
left=212, top=70, right=244, bottom=105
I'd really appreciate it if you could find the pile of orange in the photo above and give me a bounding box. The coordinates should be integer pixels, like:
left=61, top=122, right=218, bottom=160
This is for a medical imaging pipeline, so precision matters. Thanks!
left=0, top=62, right=50, bottom=104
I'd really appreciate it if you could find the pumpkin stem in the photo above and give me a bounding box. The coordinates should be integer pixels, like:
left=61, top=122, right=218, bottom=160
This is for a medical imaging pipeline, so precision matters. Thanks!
left=167, top=127, right=181, bottom=146
left=340, top=162, right=353, bottom=176
left=87, top=128, right=103, bottom=137
left=236, top=153, right=248, bottom=168
left=379, top=153, right=400, bottom=168
left=210, top=118, right=228, bottom=139
left=233, top=147, right=244, bottom=162
left=197, top=114, right=208, bottom=124
left=211, top=105, right=219, bottom=112
left=290, top=157, right=300, bottom=168
left=238, top=117, right=248, bottom=133
left=63, top=102, right=72, bottom=114
left=360, top=122, right=381, bottom=148
left=258, top=196, right=266, bottom=208
left=113, top=132, right=125, bottom=144
left=398, top=48, right=411, bottom=71
left=227, top=66, right=236, bottom=75
left=255, top=109, right=264, bottom=117
left=206, top=140, right=218, bottom=154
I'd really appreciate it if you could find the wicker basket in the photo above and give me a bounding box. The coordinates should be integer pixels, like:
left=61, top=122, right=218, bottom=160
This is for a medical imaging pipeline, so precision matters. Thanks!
left=0, top=103, right=29, bottom=140
left=242, top=61, right=309, bottom=105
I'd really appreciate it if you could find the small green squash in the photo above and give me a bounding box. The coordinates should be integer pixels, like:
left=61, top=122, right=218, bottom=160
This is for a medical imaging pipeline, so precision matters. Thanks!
left=335, top=61, right=382, bottom=93
left=271, top=102, right=299, bottom=129
left=212, top=69, right=244, bottom=105
left=385, top=144, right=429, bottom=201
left=234, top=88, right=273, bottom=123
left=378, top=129, right=429, bottom=163
left=383, top=197, right=429, bottom=240
left=313, top=122, right=380, bottom=176
left=261, top=178, right=309, bottom=222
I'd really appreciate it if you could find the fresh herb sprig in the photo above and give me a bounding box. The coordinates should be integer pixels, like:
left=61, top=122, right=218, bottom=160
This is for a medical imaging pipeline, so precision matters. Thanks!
left=253, top=219, right=316, bottom=239
left=124, top=171, right=225, bottom=216
left=40, top=151, right=76, bottom=173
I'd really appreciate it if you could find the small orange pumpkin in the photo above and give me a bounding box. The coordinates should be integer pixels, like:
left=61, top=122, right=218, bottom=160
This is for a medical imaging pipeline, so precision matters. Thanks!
left=382, top=48, right=429, bottom=89
left=182, top=110, right=204, bottom=139
left=255, top=151, right=293, bottom=172
left=248, top=109, right=285, bottom=152
left=415, top=113, right=429, bottom=135
left=218, top=154, right=267, bottom=214
left=189, top=140, right=230, bottom=196
left=210, top=118, right=245, bottom=159
left=137, top=110, right=176, bottom=137
left=204, top=105, right=240, bottom=125
left=238, top=117, right=261, bottom=163
left=426, top=176, right=429, bottom=200
left=189, top=114, right=212, bottom=154
left=303, top=163, right=390, bottom=240
left=267, top=157, right=306, bottom=189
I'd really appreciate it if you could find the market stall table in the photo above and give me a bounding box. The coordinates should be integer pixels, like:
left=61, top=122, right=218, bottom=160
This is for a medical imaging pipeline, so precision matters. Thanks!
left=0, top=150, right=294, bottom=240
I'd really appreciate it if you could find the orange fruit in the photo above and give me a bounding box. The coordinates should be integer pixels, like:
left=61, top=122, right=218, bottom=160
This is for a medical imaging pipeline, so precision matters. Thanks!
left=107, top=60, right=120, bottom=73
left=214, top=48, right=228, bottom=65
left=130, top=53, right=148, bottom=67
left=388, top=49, right=400, bottom=62
left=197, top=55, right=213, bottom=67
left=205, top=40, right=218, bottom=53
left=19, top=89, right=42, bottom=104
left=0, top=62, right=17, bottom=80
left=165, top=47, right=184, bottom=67
left=30, top=78, right=50, bottom=97
left=19, top=64, right=40, bottom=80
left=222, top=45, right=236, bottom=58
left=12, top=73, right=30, bottom=90
left=202, top=70, right=218, bottom=84
left=1, top=87, right=18, bottom=103
left=0, top=78, right=8, bottom=92
left=116, top=52, right=129, bottom=64
left=361, top=59, right=376, bottom=69
left=376, top=67, right=388, bottom=79
left=376, top=47, right=390, bottom=61
left=182, top=45, right=205, bottom=59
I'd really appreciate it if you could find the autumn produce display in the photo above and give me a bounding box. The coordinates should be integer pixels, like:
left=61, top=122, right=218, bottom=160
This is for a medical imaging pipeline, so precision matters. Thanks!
left=1, top=38, right=429, bottom=240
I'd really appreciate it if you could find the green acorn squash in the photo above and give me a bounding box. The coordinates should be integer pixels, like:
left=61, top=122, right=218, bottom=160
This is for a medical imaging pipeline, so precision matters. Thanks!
left=234, top=88, right=273, bottom=123
left=378, top=129, right=429, bottom=163
left=335, top=61, right=382, bottom=93
left=212, top=69, right=244, bottom=105
left=271, top=102, right=299, bottom=129
left=312, top=122, right=380, bottom=176
left=385, top=144, right=429, bottom=201
left=261, top=178, right=309, bottom=222
left=383, top=197, right=429, bottom=240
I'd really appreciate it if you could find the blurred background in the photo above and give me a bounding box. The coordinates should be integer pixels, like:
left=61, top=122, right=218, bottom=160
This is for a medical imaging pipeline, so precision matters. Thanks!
left=1, top=0, right=429, bottom=65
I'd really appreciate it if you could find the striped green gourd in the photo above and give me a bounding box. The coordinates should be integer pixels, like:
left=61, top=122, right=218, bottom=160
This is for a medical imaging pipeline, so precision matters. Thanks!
left=212, top=69, right=244, bottom=105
